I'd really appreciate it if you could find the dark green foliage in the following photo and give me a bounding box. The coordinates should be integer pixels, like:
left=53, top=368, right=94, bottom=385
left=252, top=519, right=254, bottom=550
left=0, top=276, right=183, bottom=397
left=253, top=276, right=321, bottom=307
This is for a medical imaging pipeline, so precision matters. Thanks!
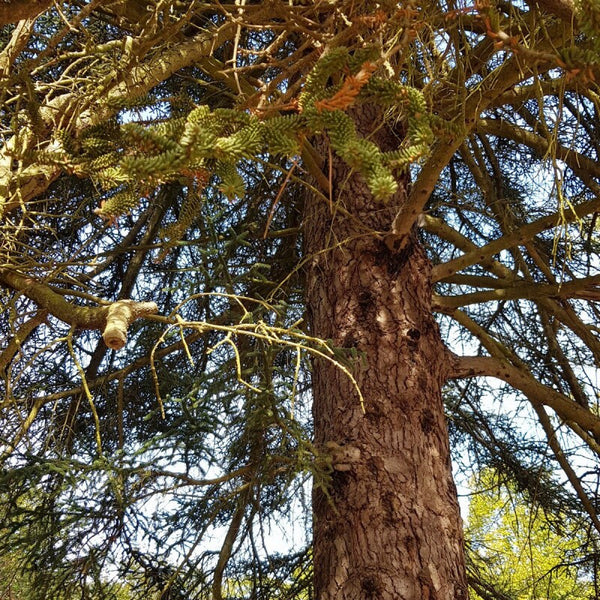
left=2, top=2, right=600, bottom=599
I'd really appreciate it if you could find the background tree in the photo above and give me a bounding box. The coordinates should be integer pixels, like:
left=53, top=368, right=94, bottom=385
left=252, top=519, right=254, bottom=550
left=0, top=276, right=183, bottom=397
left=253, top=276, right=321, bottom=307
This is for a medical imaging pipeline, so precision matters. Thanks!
left=1, top=1, right=600, bottom=599
left=467, top=469, right=595, bottom=600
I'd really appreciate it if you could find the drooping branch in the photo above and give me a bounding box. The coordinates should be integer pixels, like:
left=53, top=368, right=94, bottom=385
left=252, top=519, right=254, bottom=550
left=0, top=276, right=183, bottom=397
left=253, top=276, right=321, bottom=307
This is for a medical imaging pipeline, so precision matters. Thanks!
left=530, top=400, right=600, bottom=533
left=450, top=350, right=600, bottom=532
left=0, top=330, right=205, bottom=412
left=448, top=353, right=600, bottom=438
left=0, top=269, right=157, bottom=350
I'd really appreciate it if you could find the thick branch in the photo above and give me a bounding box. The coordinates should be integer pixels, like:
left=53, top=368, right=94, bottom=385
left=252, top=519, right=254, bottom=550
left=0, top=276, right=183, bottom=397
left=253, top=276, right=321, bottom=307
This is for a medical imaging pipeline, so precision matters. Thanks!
left=431, top=115, right=600, bottom=280
left=0, top=310, right=47, bottom=375
left=426, top=216, right=600, bottom=362
left=0, top=22, right=236, bottom=214
left=0, top=269, right=157, bottom=350
left=433, top=275, right=600, bottom=311
left=0, top=18, right=34, bottom=78
left=423, top=214, right=516, bottom=281
left=0, top=268, right=106, bottom=327
left=431, top=195, right=600, bottom=281
left=448, top=354, right=600, bottom=438
left=388, top=21, right=571, bottom=244
left=524, top=0, right=576, bottom=24
left=212, top=496, right=248, bottom=600
left=0, top=0, right=52, bottom=25
left=389, top=135, right=463, bottom=245
left=489, top=79, right=576, bottom=108
left=477, top=118, right=600, bottom=185
left=102, top=300, right=158, bottom=350
left=426, top=211, right=600, bottom=363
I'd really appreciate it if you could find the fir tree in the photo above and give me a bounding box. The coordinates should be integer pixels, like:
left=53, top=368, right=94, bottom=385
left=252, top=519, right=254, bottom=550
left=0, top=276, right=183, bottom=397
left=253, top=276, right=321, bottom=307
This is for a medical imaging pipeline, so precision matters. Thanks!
left=1, top=2, right=600, bottom=599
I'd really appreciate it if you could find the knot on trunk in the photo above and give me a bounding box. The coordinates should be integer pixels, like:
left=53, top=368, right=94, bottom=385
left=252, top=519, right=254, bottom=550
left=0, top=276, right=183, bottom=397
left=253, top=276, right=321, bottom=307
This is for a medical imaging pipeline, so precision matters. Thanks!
left=324, top=441, right=362, bottom=472
left=102, top=299, right=158, bottom=350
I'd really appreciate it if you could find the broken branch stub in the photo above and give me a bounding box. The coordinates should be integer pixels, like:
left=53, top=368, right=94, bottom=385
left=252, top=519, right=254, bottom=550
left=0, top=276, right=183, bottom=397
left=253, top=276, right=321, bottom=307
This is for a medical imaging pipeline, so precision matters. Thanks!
left=102, top=300, right=158, bottom=350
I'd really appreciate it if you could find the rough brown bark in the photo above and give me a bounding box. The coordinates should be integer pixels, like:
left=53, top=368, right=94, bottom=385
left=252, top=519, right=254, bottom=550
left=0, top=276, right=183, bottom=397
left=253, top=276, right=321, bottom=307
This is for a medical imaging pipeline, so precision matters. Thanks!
left=304, top=105, right=468, bottom=600
left=0, top=0, right=52, bottom=26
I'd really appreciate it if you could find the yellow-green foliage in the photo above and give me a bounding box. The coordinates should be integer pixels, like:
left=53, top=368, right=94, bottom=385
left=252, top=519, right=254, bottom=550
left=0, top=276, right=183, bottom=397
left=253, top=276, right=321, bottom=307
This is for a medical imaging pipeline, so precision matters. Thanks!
left=365, top=78, right=434, bottom=168
left=467, top=470, right=594, bottom=600
left=215, top=161, right=246, bottom=201
left=53, top=46, right=435, bottom=219
left=96, top=188, right=140, bottom=218
left=156, top=188, right=203, bottom=261
left=298, top=47, right=351, bottom=107
left=262, top=115, right=302, bottom=156
left=559, top=46, right=600, bottom=71
left=159, top=189, right=202, bottom=244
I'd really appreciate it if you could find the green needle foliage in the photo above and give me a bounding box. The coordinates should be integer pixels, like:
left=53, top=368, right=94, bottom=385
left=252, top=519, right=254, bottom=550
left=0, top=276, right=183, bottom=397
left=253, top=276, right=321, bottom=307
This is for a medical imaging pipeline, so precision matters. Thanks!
left=1, top=1, right=600, bottom=599
left=35, top=46, right=434, bottom=218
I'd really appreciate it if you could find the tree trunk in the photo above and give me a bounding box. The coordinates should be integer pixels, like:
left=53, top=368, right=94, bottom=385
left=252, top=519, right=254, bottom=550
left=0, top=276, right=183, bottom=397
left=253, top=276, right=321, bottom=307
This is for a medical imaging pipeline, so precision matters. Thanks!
left=304, top=105, right=468, bottom=600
